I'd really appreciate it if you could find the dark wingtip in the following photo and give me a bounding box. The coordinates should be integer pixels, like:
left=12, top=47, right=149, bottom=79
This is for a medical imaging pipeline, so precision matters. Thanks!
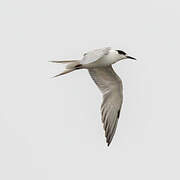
left=106, top=138, right=111, bottom=147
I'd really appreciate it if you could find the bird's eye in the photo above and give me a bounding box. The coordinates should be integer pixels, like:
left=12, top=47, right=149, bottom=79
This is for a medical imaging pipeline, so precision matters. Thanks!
left=116, top=50, right=126, bottom=55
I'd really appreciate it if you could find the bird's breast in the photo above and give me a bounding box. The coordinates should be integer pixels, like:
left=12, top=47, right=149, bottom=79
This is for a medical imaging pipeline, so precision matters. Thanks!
left=103, top=53, right=119, bottom=64
left=94, top=53, right=119, bottom=67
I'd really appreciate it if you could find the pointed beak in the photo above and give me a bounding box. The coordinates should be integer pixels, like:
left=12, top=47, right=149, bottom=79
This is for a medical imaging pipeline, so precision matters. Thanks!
left=126, top=56, right=136, bottom=60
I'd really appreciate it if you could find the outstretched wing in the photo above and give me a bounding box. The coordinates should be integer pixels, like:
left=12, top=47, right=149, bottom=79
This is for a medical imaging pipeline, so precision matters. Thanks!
left=88, top=66, right=123, bottom=146
left=81, top=47, right=111, bottom=65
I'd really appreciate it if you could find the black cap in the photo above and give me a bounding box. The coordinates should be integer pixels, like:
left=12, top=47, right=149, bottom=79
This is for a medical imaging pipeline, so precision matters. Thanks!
left=116, top=50, right=126, bottom=55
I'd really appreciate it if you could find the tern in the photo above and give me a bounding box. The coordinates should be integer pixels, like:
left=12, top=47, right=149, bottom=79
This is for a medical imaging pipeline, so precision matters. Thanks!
left=51, top=47, right=136, bottom=146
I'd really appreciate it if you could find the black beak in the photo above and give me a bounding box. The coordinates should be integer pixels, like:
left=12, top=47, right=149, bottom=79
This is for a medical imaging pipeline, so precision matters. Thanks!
left=126, top=56, right=136, bottom=60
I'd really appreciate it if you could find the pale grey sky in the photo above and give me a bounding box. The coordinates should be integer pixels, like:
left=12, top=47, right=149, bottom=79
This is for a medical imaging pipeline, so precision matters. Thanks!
left=0, top=0, right=180, bottom=179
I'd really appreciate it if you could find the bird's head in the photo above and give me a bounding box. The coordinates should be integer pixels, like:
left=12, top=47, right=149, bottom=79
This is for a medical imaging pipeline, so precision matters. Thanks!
left=115, top=50, right=136, bottom=61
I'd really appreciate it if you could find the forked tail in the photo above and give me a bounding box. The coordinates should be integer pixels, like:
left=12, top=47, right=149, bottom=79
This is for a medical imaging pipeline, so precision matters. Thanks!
left=50, top=60, right=81, bottom=77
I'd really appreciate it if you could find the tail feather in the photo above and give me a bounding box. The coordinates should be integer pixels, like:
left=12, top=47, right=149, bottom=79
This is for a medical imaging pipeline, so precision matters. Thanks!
left=49, top=60, right=77, bottom=64
left=50, top=60, right=81, bottom=78
left=52, top=69, right=75, bottom=78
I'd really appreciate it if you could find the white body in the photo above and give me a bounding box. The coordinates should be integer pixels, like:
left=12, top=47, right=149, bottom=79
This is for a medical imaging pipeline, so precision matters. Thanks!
left=82, top=50, right=121, bottom=68
left=79, top=47, right=126, bottom=68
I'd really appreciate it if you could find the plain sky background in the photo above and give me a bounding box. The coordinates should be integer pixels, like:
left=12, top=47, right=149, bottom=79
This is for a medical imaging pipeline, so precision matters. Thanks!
left=0, top=0, right=180, bottom=179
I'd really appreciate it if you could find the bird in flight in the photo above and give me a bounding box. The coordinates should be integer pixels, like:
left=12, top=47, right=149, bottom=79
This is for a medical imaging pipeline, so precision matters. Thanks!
left=51, top=47, right=136, bottom=146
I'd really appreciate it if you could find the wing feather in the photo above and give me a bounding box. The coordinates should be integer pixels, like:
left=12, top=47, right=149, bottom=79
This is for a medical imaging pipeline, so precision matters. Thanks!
left=88, top=66, right=123, bottom=146
left=81, top=47, right=111, bottom=65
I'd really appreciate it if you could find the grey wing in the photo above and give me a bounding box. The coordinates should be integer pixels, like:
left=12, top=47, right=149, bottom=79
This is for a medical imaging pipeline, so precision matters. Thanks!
left=88, top=66, right=123, bottom=146
left=81, top=47, right=111, bottom=65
